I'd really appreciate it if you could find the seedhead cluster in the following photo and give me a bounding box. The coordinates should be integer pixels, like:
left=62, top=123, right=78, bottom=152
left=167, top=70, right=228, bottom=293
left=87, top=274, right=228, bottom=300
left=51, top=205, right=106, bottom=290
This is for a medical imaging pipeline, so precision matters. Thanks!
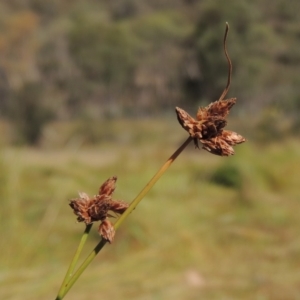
left=175, top=23, right=245, bottom=156
left=69, top=176, right=128, bottom=243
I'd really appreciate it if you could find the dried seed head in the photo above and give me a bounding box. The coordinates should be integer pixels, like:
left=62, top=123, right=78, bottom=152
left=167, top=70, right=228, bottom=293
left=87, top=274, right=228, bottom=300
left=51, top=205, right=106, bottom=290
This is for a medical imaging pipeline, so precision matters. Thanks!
left=175, top=24, right=245, bottom=156
left=176, top=101, right=245, bottom=156
left=69, top=176, right=128, bottom=242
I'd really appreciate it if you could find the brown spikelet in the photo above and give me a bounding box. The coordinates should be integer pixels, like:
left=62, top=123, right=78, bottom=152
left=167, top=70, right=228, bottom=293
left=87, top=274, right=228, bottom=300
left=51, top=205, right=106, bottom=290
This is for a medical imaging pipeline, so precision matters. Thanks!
left=98, top=176, right=117, bottom=196
left=201, top=136, right=235, bottom=156
left=198, top=98, right=236, bottom=119
left=98, top=219, right=115, bottom=243
left=175, top=107, right=199, bottom=137
left=109, top=200, right=129, bottom=214
left=221, top=130, right=246, bottom=146
left=200, top=130, right=246, bottom=156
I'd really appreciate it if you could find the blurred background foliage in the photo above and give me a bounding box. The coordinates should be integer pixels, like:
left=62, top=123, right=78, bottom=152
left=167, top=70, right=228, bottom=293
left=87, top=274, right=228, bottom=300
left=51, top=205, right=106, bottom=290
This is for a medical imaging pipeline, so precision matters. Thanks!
left=0, top=0, right=299, bottom=144
left=1, top=1, right=300, bottom=299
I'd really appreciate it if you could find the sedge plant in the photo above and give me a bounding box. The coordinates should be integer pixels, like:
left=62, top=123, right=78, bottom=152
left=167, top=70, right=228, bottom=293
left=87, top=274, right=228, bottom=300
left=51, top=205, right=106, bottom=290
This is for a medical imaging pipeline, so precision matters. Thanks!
left=55, top=23, right=245, bottom=300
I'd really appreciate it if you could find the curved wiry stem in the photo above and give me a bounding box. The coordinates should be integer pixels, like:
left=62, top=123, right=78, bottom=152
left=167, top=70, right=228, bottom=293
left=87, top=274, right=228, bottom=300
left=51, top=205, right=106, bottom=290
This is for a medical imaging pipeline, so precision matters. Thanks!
left=218, top=22, right=232, bottom=101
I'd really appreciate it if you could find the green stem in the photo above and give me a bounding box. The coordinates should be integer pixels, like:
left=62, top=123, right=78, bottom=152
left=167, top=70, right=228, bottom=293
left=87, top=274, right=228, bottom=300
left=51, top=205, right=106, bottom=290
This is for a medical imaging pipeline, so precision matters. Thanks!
left=55, top=223, right=93, bottom=300
left=56, top=238, right=108, bottom=299
left=114, top=136, right=192, bottom=230
left=56, top=136, right=192, bottom=299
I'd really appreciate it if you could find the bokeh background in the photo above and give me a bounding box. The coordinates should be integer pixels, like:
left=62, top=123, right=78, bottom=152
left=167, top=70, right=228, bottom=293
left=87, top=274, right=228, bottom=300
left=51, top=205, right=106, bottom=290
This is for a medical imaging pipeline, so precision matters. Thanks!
left=1, top=1, right=300, bottom=299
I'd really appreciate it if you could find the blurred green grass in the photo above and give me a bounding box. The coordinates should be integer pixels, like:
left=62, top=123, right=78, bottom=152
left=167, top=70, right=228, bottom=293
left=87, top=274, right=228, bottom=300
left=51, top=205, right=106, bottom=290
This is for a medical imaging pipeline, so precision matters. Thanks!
left=1, top=120, right=300, bottom=300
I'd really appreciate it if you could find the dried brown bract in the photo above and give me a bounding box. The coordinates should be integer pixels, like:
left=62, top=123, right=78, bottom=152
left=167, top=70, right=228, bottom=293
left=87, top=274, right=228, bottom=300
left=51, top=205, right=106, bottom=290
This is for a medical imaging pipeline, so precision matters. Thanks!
left=98, top=219, right=115, bottom=244
left=69, top=176, right=128, bottom=243
left=175, top=23, right=245, bottom=156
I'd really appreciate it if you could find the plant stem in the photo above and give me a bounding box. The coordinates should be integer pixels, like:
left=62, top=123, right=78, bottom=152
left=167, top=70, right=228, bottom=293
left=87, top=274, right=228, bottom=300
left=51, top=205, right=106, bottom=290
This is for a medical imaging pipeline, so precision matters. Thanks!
left=114, top=136, right=192, bottom=230
left=56, top=136, right=192, bottom=299
left=56, top=238, right=107, bottom=299
left=55, top=223, right=93, bottom=300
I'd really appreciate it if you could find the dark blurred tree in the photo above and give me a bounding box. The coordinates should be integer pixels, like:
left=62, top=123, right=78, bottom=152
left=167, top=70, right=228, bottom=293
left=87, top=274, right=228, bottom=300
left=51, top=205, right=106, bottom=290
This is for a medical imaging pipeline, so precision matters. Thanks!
left=9, top=82, right=54, bottom=145
left=67, top=15, right=137, bottom=116
left=1, top=0, right=300, bottom=131
left=181, top=0, right=261, bottom=105
left=37, top=31, right=87, bottom=119
left=128, top=11, right=190, bottom=112
left=0, top=68, right=10, bottom=115
left=69, top=16, right=136, bottom=88
left=180, top=0, right=300, bottom=123
left=109, top=0, right=139, bottom=20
